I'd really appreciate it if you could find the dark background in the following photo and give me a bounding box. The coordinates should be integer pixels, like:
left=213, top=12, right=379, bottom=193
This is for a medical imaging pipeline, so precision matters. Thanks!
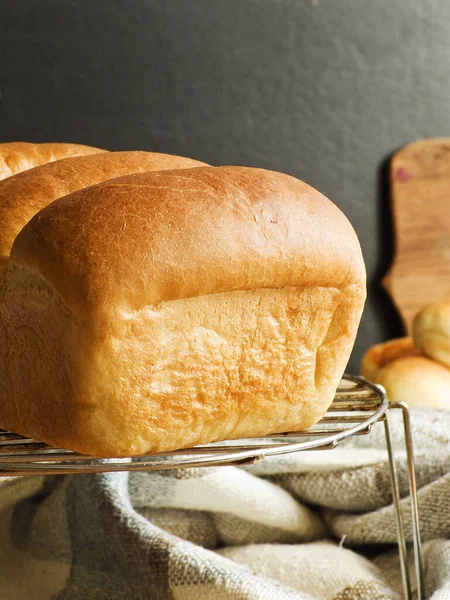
left=1, top=0, right=450, bottom=371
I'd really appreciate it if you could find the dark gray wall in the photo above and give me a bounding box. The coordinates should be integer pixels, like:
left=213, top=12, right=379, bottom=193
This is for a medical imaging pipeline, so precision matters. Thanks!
left=1, top=0, right=450, bottom=371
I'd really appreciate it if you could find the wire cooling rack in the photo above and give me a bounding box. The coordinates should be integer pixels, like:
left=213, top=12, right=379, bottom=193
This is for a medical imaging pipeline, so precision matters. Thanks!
left=0, top=375, right=424, bottom=599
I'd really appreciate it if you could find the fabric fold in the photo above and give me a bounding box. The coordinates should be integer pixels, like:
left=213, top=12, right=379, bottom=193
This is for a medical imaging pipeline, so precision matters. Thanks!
left=1, top=408, right=449, bottom=599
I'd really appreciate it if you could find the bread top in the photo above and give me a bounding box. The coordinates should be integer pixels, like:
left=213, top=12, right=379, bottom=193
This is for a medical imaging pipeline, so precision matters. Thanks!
left=375, top=355, right=450, bottom=409
left=10, top=166, right=366, bottom=326
left=0, top=151, right=208, bottom=264
left=0, top=142, right=104, bottom=181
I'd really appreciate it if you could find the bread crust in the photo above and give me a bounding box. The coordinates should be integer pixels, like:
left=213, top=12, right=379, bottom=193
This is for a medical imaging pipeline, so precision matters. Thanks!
left=0, top=151, right=207, bottom=266
left=361, top=337, right=421, bottom=382
left=0, top=142, right=104, bottom=181
left=1, top=166, right=366, bottom=456
left=361, top=336, right=450, bottom=409
left=11, top=166, right=366, bottom=320
left=376, top=356, right=450, bottom=409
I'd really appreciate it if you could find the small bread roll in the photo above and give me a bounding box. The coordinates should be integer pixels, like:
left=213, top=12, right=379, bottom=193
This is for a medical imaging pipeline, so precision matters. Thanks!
left=413, top=299, right=450, bottom=368
left=376, top=357, right=450, bottom=409
left=361, top=337, right=421, bottom=382
left=361, top=337, right=450, bottom=409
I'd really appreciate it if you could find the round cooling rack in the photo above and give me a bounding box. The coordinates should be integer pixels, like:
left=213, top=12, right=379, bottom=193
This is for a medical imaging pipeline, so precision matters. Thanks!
left=0, top=375, right=387, bottom=476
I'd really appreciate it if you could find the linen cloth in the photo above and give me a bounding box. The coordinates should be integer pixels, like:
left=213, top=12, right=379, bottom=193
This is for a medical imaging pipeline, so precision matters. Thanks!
left=1, top=408, right=450, bottom=599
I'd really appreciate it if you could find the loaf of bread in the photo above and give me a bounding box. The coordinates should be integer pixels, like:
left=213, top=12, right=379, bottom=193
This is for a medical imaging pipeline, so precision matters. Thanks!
left=0, top=142, right=104, bottom=181
left=413, top=299, right=450, bottom=368
left=0, top=151, right=207, bottom=271
left=0, top=166, right=366, bottom=456
left=361, top=337, right=450, bottom=409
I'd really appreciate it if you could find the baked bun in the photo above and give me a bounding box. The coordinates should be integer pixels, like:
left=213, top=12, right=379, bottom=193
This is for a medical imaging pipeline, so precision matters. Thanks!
left=0, top=166, right=366, bottom=456
left=361, top=337, right=450, bottom=409
left=413, top=299, right=450, bottom=368
left=0, top=151, right=207, bottom=270
left=361, top=337, right=421, bottom=382
left=375, top=357, right=450, bottom=409
left=0, top=142, right=104, bottom=181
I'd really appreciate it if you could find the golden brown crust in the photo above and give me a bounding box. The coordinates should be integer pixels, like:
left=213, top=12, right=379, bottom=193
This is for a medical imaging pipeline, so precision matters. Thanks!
left=361, top=337, right=421, bottom=382
left=11, top=166, right=366, bottom=323
left=1, top=166, right=366, bottom=456
left=0, top=151, right=207, bottom=265
left=413, top=299, right=450, bottom=368
left=361, top=335, right=450, bottom=409
left=0, top=142, right=104, bottom=181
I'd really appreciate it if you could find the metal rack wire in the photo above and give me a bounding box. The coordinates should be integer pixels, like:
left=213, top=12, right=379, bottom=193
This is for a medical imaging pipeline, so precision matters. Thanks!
left=0, top=375, right=424, bottom=599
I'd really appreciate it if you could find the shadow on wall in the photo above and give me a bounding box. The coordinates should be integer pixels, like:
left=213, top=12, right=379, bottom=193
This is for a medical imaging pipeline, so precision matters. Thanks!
left=371, top=154, right=404, bottom=341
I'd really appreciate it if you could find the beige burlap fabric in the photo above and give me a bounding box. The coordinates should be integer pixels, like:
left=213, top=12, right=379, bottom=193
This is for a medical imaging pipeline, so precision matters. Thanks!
left=0, top=408, right=449, bottom=599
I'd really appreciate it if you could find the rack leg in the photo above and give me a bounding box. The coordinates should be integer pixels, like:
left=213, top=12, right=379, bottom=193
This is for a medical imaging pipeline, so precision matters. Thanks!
left=384, top=412, right=411, bottom=599
left=390, top=402, right=425, bottom=600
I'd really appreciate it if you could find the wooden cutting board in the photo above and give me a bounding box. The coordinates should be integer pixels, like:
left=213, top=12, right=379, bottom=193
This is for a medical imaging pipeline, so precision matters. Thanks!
left=382, top=138, right=450, bottom=334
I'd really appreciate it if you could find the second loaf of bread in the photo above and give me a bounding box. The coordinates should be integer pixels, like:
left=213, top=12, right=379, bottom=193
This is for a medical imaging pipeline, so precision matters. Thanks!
left=0, top=166, right=366, bottom=456
left=0, top=141, right=104, bottom=181
left=0, top=150, right=207, bottom=269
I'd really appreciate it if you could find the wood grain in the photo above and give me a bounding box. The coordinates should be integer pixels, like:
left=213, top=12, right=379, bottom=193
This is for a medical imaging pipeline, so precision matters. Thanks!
left=383, top=138, right=450, bottom=333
